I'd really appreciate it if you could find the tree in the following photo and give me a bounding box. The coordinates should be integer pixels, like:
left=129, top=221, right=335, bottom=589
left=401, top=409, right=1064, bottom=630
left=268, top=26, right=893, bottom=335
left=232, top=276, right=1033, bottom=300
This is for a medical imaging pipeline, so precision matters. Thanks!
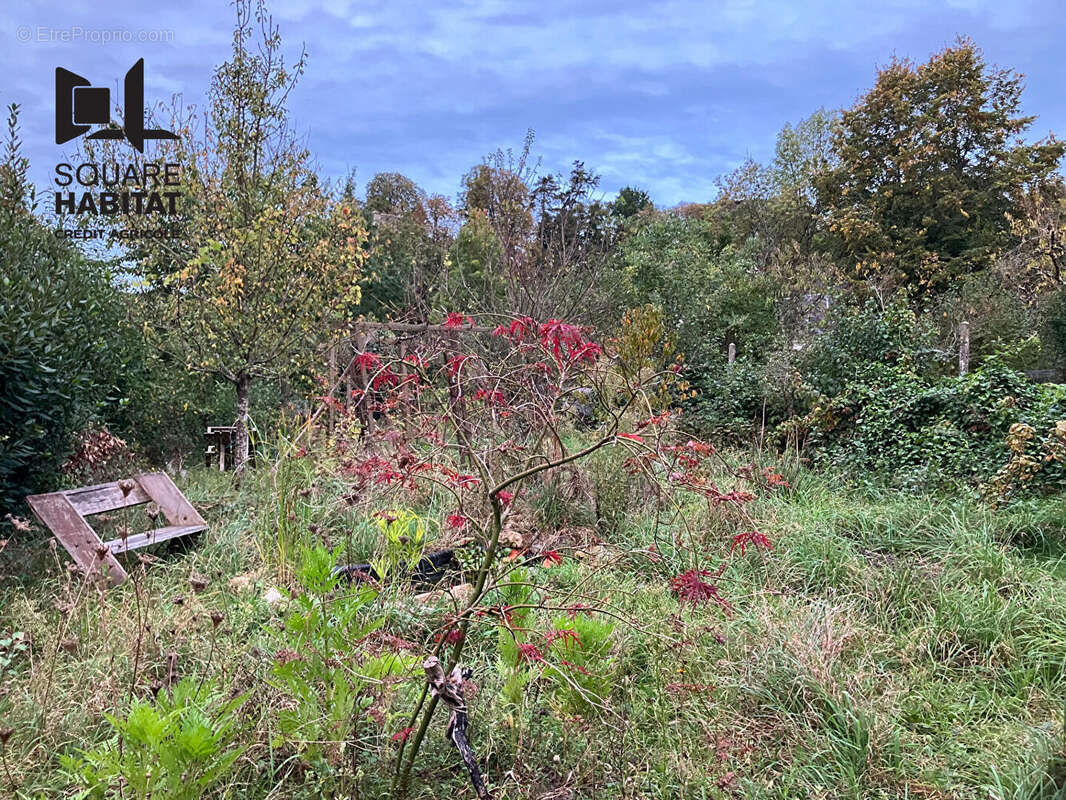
left=618, top=214, right=780, bottom=365
left=818, top=38, right=1064, bottom=295
left=360, top=173, right=456, bottom=320
left=457, top=147, right=535, bottom=313
left=456, top=139, right=618, bottom=323
left=1002, top=177, right=1066, bottom=302
left=610, top=186, right=653, bottom=219
left=529, top=161, right=615, bottom=322
left=287, top=311, right=767, bottom=797
left=122, top=1, right=366, bottom=469
left=365, top=172, right=423, bottom=216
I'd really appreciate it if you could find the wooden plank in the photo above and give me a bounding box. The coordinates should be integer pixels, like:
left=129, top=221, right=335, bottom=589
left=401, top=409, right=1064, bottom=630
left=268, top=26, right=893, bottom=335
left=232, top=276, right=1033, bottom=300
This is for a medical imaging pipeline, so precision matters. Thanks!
left=25, top=493, right=127, bottom=587
left=105, top=525, right=207, bottom=554
left=136, top=473, right=208, bottom=528
left=63, top=480, right=151, bottom=516
left=345, top=321, right=497, bottom=334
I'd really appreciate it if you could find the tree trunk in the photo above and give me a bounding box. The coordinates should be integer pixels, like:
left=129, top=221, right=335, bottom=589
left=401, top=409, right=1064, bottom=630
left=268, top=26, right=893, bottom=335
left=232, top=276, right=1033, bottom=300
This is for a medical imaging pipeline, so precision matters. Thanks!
left=235, top=373, right=252, bottom=473
left=958, top=321, right=970, bottom=377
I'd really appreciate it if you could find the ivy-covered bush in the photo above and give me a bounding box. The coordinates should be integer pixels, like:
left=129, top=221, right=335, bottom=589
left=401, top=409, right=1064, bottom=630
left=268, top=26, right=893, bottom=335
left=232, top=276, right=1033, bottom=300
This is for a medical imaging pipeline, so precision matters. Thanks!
left=797, top=358, right=1066, bottom=494
left=799, top=299, right=943, bottom=398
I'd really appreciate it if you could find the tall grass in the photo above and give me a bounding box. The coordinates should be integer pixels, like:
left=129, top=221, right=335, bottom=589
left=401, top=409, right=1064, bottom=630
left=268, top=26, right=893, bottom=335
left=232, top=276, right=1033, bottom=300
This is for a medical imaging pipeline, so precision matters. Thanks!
left=1, top=450, right=1064, bottom=798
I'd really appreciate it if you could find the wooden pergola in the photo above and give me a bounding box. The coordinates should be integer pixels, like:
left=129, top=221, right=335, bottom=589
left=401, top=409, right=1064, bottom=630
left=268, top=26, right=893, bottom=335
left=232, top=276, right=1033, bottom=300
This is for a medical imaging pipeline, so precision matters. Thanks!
left=320, top=319, right=498, bottom=435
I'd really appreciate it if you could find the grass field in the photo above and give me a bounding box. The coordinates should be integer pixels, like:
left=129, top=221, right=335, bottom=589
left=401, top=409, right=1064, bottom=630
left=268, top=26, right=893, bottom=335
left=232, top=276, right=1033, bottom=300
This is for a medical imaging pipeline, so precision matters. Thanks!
left=2, top=456, right=1066, bottom=799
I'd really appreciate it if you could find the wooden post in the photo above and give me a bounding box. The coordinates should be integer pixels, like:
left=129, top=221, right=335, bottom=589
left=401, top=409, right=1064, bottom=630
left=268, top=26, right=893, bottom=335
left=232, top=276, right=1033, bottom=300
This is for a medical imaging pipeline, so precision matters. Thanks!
left=328, top=344, right=337, bottom=433
left=398, top=338, right=408, bottom=425
left=728, top=342, right=736, bottom=364
left=355, top=325, right=374, bottom=435
left=959, top=321, right=970, bottom=377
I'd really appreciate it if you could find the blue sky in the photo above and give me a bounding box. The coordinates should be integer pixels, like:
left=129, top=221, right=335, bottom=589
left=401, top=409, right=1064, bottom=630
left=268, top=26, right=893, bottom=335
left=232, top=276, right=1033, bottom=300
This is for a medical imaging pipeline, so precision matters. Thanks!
left=3, top=0, right=1064, bottom=208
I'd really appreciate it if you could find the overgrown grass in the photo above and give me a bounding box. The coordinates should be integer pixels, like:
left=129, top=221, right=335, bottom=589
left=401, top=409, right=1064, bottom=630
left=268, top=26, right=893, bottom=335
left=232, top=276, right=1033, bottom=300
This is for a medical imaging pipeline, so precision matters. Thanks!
left=1, top=455, right=1065, bottom=799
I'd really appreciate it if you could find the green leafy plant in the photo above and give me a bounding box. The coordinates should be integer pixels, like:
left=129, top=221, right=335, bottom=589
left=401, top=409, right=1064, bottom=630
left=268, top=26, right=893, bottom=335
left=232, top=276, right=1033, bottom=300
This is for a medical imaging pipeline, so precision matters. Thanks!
left=369, top=509, right=427, bottom=583
left=0, top=631, right=27, bottom=678
left=269, top=545, right=414, bottom=772
left=0, top=106, right=130, bottom=509
left=493, top=566, right=616, bottom=718
left=798, top=356, right=1066, bottom=493
left=542, top=613, right=616, bottom=715
left=60, top=678, right=247, bottom=800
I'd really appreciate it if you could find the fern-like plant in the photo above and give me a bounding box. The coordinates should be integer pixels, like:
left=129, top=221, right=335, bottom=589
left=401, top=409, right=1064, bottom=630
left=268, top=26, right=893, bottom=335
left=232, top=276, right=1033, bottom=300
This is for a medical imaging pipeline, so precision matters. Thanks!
left=60, top=678, right=247, bottom=800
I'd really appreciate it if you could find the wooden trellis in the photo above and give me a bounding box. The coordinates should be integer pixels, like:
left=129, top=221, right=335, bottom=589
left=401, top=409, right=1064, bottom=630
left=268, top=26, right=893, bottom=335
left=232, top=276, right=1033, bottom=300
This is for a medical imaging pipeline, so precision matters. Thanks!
left=321, top=320, right=496, bottom=437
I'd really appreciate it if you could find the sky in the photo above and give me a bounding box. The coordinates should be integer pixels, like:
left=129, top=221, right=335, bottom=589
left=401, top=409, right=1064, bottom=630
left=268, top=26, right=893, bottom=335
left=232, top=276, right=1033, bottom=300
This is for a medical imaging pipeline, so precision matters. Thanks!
left=2, top=0, right=1065, bottom=208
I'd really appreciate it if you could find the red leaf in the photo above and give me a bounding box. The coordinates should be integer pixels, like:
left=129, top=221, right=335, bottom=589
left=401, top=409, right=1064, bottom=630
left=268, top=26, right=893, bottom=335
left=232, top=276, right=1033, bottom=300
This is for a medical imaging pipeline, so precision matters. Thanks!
left=545, top=627, right=581, bottom=648
left=670, top=569, right=733, bottom=613
left=730, top=531, right=772, bottom=556
left=444, top=312, right=472, bottom=328
left=516, top=642, right=545, bottom=665
left=353, top=351, right=380, bottom=370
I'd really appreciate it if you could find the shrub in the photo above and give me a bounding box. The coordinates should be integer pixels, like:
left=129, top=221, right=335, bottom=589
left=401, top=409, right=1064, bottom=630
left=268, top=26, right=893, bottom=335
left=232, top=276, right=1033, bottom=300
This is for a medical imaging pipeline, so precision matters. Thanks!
left=799, top=299, right=942, bottom=399
left=798, top=358, right=1066, bottom=494
left=60, top=678, right=247, bottom=800
left=0, top=145, right=129, bottom=509
left=686, top=355, right=794, bottom=441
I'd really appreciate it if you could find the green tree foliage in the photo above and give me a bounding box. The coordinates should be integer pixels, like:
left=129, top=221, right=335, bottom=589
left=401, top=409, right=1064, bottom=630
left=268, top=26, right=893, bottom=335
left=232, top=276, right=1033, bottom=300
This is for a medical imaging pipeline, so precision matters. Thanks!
left=445, top=206, right=508, bottom=310
left=616, top=214, right=785, bottom=437
left=364, top=171, right=422, bottom=216
left=458, top=152, right=535, bottom=313
left=618, top=214, right=780, bottom=364
left=712, top=109, right=837, bottom=259
left=360, top=172, right=456, bottom=320
left=123, top=1, right=367, bottom=468
left=818, top=38, right=1064, bottom=295
left=708, top=111, right=841, bottom=345
left=610, top=186, right=653, bottom=220
left=0, top=105, right=128, bottom=508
